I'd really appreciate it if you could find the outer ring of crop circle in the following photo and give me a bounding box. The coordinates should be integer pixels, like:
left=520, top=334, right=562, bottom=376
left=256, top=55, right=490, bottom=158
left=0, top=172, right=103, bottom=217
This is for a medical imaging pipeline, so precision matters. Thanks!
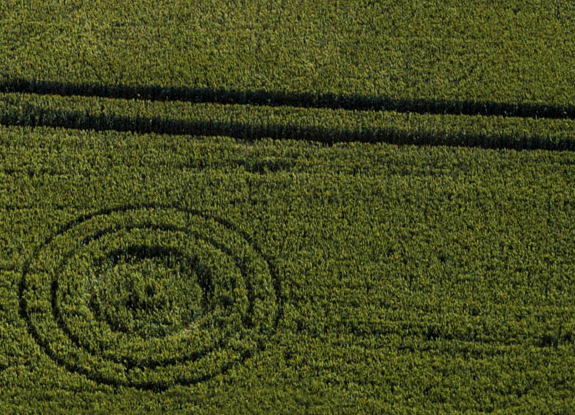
left=19, top=204, right=282, bottom=391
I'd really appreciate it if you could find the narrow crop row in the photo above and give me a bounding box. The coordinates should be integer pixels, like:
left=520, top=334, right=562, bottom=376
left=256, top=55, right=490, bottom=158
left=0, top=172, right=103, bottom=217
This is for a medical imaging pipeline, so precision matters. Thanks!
left=1, top=92, right=575, bottom=150
left=2, top=78, right=574, bottom=119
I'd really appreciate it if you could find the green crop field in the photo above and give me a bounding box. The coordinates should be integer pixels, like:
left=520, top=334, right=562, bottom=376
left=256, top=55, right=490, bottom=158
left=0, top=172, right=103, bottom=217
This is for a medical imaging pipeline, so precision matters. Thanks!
left=1, top=1, right=575, bottom=414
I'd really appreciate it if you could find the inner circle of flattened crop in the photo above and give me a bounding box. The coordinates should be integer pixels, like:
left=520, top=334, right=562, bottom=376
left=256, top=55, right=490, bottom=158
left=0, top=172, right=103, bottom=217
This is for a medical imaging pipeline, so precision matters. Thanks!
left=20, top=206, right=278, bottom=389
left=88, top=244, right=210, bottom=339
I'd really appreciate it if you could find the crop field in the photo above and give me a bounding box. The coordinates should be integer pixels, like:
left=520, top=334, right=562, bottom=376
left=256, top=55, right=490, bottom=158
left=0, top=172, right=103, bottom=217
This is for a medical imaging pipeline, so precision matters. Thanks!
left=1, top=1, right=575, bottom=414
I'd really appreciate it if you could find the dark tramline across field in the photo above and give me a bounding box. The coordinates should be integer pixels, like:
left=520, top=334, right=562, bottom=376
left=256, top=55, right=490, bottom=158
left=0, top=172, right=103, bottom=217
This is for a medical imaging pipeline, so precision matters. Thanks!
left=1, top=85, right=575, bottom=152
left=2, top=77, right=575, bottom=119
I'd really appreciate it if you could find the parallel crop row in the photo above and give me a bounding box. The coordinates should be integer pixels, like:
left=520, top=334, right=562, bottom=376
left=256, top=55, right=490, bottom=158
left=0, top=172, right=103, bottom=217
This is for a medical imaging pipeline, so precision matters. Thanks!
left=1, top=92, right=575, bottom=150
left=2, top=78, right=575, bottom=119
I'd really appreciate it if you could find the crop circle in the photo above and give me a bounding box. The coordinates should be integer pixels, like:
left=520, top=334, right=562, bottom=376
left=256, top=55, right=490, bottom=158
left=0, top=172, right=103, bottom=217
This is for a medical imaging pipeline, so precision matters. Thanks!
left=20, top=206, right=279, bottom=389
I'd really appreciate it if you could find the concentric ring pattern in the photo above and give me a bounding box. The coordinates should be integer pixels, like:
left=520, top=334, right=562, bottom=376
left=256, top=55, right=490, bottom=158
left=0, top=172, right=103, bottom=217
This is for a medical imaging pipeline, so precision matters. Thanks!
left=20, top=206, right=279, bottom=389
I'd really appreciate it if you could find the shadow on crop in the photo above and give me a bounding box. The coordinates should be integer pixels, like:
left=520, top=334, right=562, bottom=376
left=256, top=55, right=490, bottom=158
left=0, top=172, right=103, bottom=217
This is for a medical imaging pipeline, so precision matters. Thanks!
left=2, top=77, right=575, bottom=120
left=0, top=104, right=574, bottom=151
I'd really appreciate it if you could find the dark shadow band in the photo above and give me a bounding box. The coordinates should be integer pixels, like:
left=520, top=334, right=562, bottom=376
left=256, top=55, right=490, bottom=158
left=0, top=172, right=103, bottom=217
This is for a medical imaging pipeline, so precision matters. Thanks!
left=2, top=78, right=574, bottom=120
left=1, top=106, right=574, bottom=151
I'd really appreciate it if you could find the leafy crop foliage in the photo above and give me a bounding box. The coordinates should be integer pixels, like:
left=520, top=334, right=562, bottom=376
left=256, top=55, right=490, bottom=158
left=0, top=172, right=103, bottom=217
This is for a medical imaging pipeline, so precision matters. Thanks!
left=1, top=126, right=575, bottom=413
left=1, top=92, right=575, bottom=151
left=1, top=0, right=575, bottom=413
left=1, top=0, right=575, bottom=106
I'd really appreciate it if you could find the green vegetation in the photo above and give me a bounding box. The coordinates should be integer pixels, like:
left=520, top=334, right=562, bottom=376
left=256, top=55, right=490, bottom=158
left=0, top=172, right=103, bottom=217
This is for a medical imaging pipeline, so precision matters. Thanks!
left=1, top=0, right=575, bottom=413
left=1, top=92, right=575, bottom=150
left=2, top=127, right=575, bottom=413
left=1, top=0, right=575, bottom=106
